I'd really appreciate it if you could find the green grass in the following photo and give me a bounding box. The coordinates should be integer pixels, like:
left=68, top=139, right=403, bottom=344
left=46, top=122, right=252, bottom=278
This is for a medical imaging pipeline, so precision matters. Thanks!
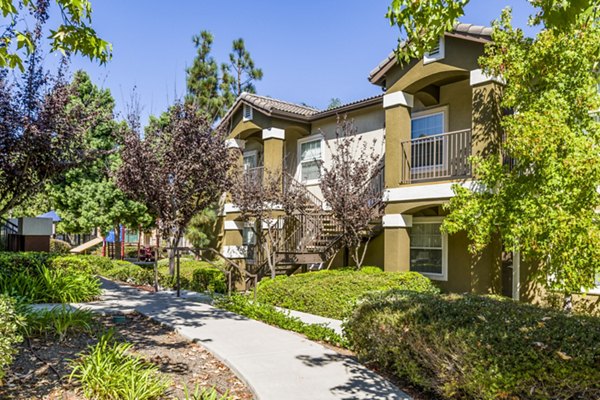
left=69, top=331, right=170, bottom=400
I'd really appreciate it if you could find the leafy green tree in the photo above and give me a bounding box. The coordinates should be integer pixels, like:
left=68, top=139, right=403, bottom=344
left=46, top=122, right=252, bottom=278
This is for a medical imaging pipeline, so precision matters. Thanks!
left=0, top=0, right=111, bottom=70
left=186, top=206, right=218, bottom=250
left=50, top=71, right=152, bottom=249
left=388, top=0, right=600, bottom=302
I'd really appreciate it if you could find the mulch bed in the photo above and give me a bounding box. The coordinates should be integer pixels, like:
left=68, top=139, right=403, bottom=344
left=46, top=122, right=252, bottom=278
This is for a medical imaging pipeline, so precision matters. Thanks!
left=1, top=313, right=254, bottom=400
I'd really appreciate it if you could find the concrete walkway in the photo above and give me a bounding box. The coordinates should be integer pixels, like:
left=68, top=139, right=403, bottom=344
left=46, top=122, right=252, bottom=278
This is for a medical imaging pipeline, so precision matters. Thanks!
left=53, top=279, right=411, bottom=400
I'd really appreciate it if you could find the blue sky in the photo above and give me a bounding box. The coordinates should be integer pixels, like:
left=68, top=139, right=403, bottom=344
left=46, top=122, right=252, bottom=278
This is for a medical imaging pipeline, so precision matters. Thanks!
left=50, top=1, right=538, bottom=124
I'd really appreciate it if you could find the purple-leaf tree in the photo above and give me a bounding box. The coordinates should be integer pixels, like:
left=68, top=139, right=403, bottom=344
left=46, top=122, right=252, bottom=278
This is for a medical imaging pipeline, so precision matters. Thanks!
left=0, top=60, right=93, bottom=218
left=320, top=116, right=384, bottom=269
left=116, top=101, right=232, bottom=274
left=229, top=164, right=308, bottom=279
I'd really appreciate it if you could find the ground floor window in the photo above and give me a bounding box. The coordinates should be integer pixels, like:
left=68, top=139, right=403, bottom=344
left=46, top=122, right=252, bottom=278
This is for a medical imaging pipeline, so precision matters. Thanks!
left=410, top=217, right=448, bottom=280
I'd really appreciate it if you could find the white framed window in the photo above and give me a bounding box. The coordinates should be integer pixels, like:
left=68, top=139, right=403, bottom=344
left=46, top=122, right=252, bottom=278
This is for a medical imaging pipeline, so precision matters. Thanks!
left=423, top=37, right=445, bottom=64
left=411, top=107, right=448, bottom=170
left=243, top=104, right=253, bottom=121
left=297, top=134, right=323, bottom=184
left=243, top=150, right=258, bottom=171
left=242, top=224, right=256, bottom=246
left=410, top=216, right=448, bottom=281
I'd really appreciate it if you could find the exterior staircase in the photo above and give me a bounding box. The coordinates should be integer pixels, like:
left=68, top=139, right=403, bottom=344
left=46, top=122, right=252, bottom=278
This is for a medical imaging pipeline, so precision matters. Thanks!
left=246, top=163, right=385, bottom=285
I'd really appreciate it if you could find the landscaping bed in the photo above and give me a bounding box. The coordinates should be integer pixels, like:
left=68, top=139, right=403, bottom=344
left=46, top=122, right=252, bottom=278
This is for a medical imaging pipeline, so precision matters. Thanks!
left=1, top=312, right=253, bottom=400
left=346, top=290, right=600, bottom=400
left=256, top=268, right=439, bottom=319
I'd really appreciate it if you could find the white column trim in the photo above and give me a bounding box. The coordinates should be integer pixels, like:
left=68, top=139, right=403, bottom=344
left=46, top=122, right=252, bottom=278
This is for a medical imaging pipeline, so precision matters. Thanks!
left=470, top=69, right=505, bottom=86
left=382, top=214, right=413, bottom=228
left=262, top=127, right=285, bottom=140
left=224, top=220, right=244, bottom=231
left=383, top=91, right=414, bottom=109
left=226, top=138, right=246, bottom=149
left=223, top=203, right=241, bottom=214
left=223, top=245, right=247, bottom=259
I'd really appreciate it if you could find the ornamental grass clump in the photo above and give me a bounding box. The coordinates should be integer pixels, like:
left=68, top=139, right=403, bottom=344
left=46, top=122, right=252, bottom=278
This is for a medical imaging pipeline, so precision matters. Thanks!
left=0, top=252, right=103, bottom=303
left=345, top=290, right=600, bottom=400
left=256, top=269, right=438, bottom=319
left=69, top=331, right=169, bottom=400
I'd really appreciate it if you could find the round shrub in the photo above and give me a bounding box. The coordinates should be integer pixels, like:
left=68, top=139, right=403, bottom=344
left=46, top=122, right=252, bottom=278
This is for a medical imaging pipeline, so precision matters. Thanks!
left=0, top=295, right=23, bottom=383
left=256, top=269, right=439, bottom=319
left=49, top=238, right=72, bottom=254
left=104, top=261, right=155, bottom=286
left=345, top=290, right=600, bottom=400
left=191, top=267, right=227, bottom=293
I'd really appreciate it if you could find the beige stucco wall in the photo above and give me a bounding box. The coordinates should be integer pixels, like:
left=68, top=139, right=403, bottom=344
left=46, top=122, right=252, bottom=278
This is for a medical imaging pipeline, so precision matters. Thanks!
left=296, top=105, right=385, bottom=201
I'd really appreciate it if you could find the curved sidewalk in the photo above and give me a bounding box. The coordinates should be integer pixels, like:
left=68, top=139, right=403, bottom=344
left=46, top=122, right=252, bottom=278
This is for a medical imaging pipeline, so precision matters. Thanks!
left=72, top=279, right=411, bottom=400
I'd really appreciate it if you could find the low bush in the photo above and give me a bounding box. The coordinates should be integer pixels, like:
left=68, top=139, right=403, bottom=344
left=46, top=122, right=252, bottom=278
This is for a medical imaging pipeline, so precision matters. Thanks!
left=0, top=253, right=104, bottom=303
left=103, top=261, right=156, bottom=286
left=256, top=269, right=439, bottom=319
left=345, top=290, right=600, bottom=400
left=214, top=295, right=347, bottom=348
left=49, top=238, right=72, bottom=254
left=0, top=265, right=101, bottom=303
left=102, top=259, right=228, bottom=294
left=70, top=331, right=170, bottom=400
left=182, top=385, right=232, bottom=400
left=23, top=306, right=96, bottom=342
left=0, top=295, right=24, bottom=383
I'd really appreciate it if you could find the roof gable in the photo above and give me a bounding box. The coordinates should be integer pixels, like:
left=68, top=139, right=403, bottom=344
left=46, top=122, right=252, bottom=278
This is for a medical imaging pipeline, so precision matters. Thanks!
left=369, top=23, right=493, bottom=86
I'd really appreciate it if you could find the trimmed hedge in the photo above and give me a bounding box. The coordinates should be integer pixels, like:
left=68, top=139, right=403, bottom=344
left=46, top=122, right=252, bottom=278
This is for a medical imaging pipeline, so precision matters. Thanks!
left=345, top=290, right=600, bottom=400
left=256, top=269, right=439, bottom=319
left=101, top=259, right=227, bottom=294
left=0, top=295, right=23, bottom=383
left=0, top=253, right=103, bottom=303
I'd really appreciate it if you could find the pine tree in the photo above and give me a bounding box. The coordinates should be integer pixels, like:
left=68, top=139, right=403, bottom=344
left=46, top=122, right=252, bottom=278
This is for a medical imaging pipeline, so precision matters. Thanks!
left=186, top=31, right=263, bottom=118
left=185, top=31, right=222, bottom=118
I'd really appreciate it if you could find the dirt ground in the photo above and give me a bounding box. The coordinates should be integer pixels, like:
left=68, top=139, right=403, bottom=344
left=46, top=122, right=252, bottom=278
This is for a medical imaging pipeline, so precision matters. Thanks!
left=0, top=313, right=254, bottom=400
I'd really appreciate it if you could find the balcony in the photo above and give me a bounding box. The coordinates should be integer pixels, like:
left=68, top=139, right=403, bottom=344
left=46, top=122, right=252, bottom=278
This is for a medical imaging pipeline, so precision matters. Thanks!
left=400, top=129, right=472, bottom=184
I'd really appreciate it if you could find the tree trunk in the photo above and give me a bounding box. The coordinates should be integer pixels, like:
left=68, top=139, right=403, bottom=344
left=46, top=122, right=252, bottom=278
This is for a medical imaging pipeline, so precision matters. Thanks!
left=114, top=226, right=122, bottom=260
left=563, top=292, right=573, bottom=313
left=168, top=230, right=182, bottom=276
left=154, top=234, right=160, bottom=292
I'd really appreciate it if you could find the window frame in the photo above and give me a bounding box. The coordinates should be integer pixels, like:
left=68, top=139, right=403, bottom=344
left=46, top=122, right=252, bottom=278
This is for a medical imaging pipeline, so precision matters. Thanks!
left=297, top=133, right=324, bottom=185
left=243, top=104, right=253, bottom=121
left=243, top=150, right=258, bottom=171
left=423, top=36, right=445, bottom=64
left=410, top=216, right=448, bottom=281
left=410, top=106, right=449, bottom=173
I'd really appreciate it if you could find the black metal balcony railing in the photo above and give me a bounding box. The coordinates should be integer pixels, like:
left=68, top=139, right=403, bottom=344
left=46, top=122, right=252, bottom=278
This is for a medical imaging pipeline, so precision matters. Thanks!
left=401, top=129, right=472, bottom=183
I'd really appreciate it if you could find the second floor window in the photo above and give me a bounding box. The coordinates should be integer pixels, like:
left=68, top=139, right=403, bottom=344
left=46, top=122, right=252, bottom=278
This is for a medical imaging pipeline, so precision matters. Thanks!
left=243, top=150, right=258, bottom=171
left=411, top=111, right=445, bottom=168
left=299, top=138, right=322, bottom=182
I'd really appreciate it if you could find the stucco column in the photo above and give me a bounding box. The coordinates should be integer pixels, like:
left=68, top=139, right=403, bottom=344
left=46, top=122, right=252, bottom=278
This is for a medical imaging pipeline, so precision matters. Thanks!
left=382, top=213, right=412, bottom=272
left=262, top=128, right=285, bottom=183
left=383, top=91, right=414, bottom=188
left=470, top=69, right=504, bottom=167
